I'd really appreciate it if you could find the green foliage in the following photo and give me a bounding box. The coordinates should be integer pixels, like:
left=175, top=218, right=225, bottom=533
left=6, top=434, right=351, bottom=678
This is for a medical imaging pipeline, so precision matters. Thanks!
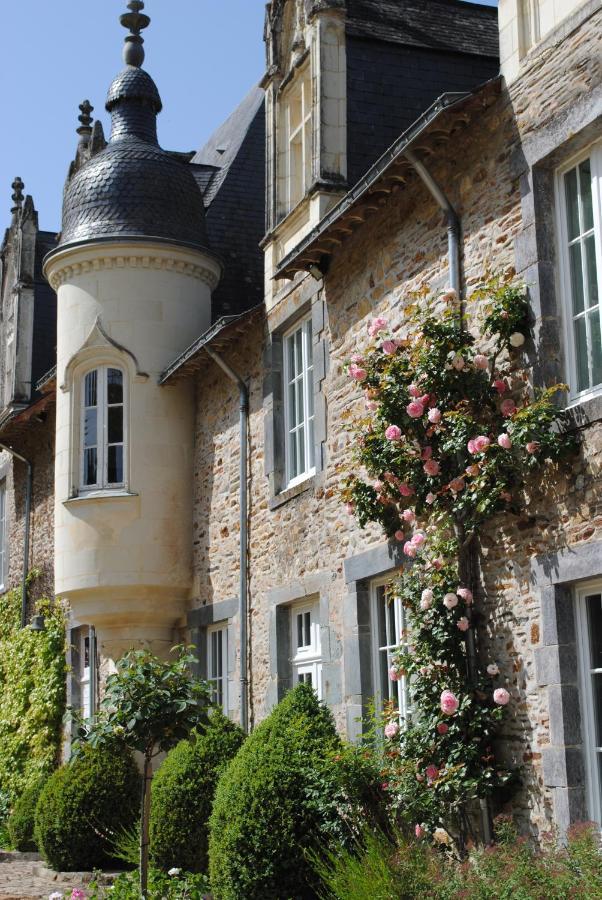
left=78, top=646, right=211, bottom=757
left=7, top=775, right=46, bottom=851
left=87, top=868, right=211, bottom=899
left=314, top=820, right=602, bottom=900
left=150, top=708, right=244, bottom=873
left=209, top=684, right=384, bottom=900
left=0, top=589, right=66, bottom=804
left=34, top=742, right=140, bottom=871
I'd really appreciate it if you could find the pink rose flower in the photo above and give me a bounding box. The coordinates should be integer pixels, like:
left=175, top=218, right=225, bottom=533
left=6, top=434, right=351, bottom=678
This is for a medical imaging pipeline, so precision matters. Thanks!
left=415, top=823, right=425, bottom=839
left=457, top=587, right=473, bottom=604
left=384, top=721, right=400, bottom=739
left=494, top=688, right=510, bottom=706
left=71, top=892, right=87, bottom=900
left=399, top=483, right=414, bottom=497
left=474, top=435, right=491, bottom=453
left=501, top=398, right=516, bottom=417
left=349, top=364, right=367, bottom=382
left=498, top=433, right=512, bottom=449
left=423, top=459, right=440, bottom=476
left=421, top=445, right=433, bottom=460
left=394, top=529, right=405, bottom=542
left=425, top=764, right=439, bottom=782
left=351, top=354, right=364, bottom=364
left=385, top=424, right=402, bottom=441
left=449, top=477, right=465, bottom=493
left=421, top=588, right=434, bottom=604
left=345, top=502, right=355, bottom=515
left=436, top=723, right=449, bottom=735
left=411, top=532, right=426, bottom=547
left=439, top=287, right=457, bottom=302
left=420, top=394, right=431, bottom=406
left=406, top=400, right=424, bottom=418
left=402, top=508, right=415, bottom=523
left=374, top=480, right=384, bottom=492
left=408, top=383, right=422, bottom=398
left=443, top=592, right=458, bottom=609
left=425, top=492, right=436, bottom=504
left=440, top=690, right=459, bottom=715
left=457, top=617, right=470, bottom=632
left=467, top=438, right=478, bottom=455
left=365, top=399, right=378, bottom=411
left=382, top=340, right=397, bottom=355
left=403, top=542, right=417, bottom=558
left=389, top=666, right=401, bottom=682
left=526, top=441, right=540, bottom=454
left=431, top=557, right=443, bottom=570
left=474, top=353, right=489, bottom=370
left=419, top=597, right=432, bottom=611
left=451, top=354, right=465, bottom=371
left=368, top=316, right=388, bottom=337
left=487, top=663, right=500, bottom=676
left=493, top=379, right=507, bottom=394
left=428, top=407, right=442, bottom=424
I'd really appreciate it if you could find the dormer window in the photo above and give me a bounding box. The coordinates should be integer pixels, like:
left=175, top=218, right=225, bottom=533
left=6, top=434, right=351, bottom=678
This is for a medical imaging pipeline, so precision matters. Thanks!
left=81, top=366, right=126, bottom=491
left=283, top=64, right=313, bottom=213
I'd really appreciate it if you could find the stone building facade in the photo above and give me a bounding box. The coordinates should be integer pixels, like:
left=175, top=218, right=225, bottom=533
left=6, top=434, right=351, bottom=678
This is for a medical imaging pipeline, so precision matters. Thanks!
left=1, top=0, right=601, bottom=840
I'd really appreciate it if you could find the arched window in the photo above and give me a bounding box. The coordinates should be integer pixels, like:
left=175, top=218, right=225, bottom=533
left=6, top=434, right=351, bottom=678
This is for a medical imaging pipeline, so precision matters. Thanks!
left=80, top=366, right=126, bottom=490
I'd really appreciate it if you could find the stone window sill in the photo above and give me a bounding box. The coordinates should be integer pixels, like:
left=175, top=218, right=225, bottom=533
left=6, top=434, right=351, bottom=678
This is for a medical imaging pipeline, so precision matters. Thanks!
left=63, top=489, right=138, bottom=506
left=565, top=392, right=602, bottom=429
left=269, top=475, right=314, bottom=510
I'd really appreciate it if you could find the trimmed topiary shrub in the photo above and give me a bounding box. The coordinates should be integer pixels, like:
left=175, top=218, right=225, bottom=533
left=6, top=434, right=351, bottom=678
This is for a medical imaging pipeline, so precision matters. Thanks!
left=7, top=776, right=46, bottom=851
left=208, top=684, right=382, bottom=900
left=34, top=742, right=140, bottom=871
left=150, top=708, right=244, bottom=873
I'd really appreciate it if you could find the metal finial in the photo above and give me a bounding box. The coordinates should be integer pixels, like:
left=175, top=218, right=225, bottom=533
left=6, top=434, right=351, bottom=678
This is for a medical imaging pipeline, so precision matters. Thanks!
left=77, top=100, right=94, bottom=137
left=120, top=0, right=151, bottom=67
left=11, top=177, right=24, bottom=214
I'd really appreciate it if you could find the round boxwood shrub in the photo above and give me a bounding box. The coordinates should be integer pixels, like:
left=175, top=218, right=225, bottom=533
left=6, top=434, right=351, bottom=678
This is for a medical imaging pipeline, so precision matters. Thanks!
left=150, top=708, right=244, bottom=873
left=208, top=683, right=378, bottom=900
left=7, top=776, right=46, bottom=851
left=34, top=742, right=140, bottom=871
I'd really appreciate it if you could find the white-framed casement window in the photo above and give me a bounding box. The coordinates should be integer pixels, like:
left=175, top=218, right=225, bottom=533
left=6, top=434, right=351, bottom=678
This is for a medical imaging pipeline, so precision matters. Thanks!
left=80, top=366, right=126, bottom=491
left=576, top=581, right=602, bottom=825
left=283, top=317, right=315, bottom=487
left=284, top=65, right=313, bottom=211
left=557, top=146, right=602, bottom=400
left=207, top=623, right=228, bottom=714
left=80, top=627, right=91, bottom=721
left=371, top=579, right=412, bottom=726
left=0, top=481, right=7, bottom=592
left=291, top=599, right=322, bottom=699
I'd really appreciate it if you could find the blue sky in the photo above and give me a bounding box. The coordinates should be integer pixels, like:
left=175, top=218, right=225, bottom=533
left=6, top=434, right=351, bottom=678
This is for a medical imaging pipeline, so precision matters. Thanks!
left=0, top=1, right=497, bottom=233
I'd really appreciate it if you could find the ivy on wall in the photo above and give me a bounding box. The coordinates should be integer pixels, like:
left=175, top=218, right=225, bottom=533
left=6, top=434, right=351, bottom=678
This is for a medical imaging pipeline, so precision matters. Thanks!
left=0, top=587, right=66, bottom=803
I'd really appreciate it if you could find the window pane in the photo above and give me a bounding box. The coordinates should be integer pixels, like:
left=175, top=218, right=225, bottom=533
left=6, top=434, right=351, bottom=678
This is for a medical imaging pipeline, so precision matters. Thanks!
left=297, top=613, right=303, bottom=650
left=304, top=612, right=311, bottom=646
left=297, top=423, right=305, bottom=475
left=295, top=328, right=303, bottom=377
left=591, top=312, right=602, bottom=388
left=307, top=368, right=314, bottom=418
left=108, top=406, right=123, bottom=444
left=287, top=335, right=296, bottom=383
left=376, top=591, right=387, bottom=648
left=586, top=594, right=602, bottom=670
left=84, top=408, right=97, bottom=448
left=107, top=445, right=123, bottom=484
left=579, top=159, right=594, bottom=233
left=585, top=235, right=599, bottom=308
left=107, top=369, right=123, bottom=405
left=575, top=316, right=589, bottom=392
left=565, top=168, right=580, bottom=241
left=85, top=370, right=97, bottom=408
left=84, top=448, right=97, bottom=486
left=295, top=379, right=304, bottom=429
left=288, top=378, right=297, bottom=432
left=569, top=242, right=585, bottom=315
left=592, top=674, right=602, bottom=747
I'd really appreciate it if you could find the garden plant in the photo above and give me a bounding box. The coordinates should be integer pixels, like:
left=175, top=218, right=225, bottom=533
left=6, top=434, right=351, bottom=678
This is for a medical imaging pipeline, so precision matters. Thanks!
left=342, top=278, right=577, bottom=847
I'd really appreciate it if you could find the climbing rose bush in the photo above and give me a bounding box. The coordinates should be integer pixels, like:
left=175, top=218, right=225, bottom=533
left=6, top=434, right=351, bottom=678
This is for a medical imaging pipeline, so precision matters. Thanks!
left=341, top=279, right=577, bottom=846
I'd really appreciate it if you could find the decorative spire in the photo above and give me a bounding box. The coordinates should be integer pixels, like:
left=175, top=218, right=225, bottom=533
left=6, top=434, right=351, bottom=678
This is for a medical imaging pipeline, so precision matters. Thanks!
left=11, top=177, right=24, bottom=216
left=120, top=0, right=151, bottom=67
left=76, top=100, right=94, bottom=143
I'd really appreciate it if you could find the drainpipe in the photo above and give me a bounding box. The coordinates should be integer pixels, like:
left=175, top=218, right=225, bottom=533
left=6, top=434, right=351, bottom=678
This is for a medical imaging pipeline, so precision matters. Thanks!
left=404, top=148, right=461, bottom=298
left=0, top=442, right=32, bottom=628
left=203, top=348, right=249, bottom=734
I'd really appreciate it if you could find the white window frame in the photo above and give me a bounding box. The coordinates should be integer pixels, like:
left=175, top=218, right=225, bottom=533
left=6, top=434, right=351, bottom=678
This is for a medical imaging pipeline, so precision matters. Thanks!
left=207, top=623, right=228, bottom=714
left=283, top=316, right=315, bottom=488
left=79, top=365, right=127, bottom=492
left=291, top=599, right=322, bottom=700
left=0, top=481, right=7, bottom=592
left=370, top=578, right=412, bottom=726
left=80, top=627, right=91, bottom=721
left=575, top=579, right=602, bottom=825
left=284, top=63, right=313, bottom=212
left=556, top=143, right=602, bottom=403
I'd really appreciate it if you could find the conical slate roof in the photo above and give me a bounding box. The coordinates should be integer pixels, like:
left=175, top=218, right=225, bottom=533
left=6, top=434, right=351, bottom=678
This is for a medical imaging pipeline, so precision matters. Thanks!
left=58, top=5, right=208, bottom=253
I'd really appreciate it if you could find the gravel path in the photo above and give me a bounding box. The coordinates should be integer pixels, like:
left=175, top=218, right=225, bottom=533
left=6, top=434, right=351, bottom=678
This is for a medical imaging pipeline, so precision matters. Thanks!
left=0, top=852, right=114, bottom=899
